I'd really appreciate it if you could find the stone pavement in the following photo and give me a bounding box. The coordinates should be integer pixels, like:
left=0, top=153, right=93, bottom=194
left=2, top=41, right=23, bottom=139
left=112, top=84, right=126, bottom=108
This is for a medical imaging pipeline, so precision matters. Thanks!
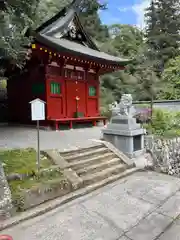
left=0, top=126, right=103, bottom=150
left=1, top=171, right=180, bottom=240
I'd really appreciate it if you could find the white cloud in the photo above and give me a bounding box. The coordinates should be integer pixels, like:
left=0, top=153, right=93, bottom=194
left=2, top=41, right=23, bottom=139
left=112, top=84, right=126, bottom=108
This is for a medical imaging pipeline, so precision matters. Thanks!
left=118, top=6, right=131, bottom=12
left=132, top=0, right=151, bottom=29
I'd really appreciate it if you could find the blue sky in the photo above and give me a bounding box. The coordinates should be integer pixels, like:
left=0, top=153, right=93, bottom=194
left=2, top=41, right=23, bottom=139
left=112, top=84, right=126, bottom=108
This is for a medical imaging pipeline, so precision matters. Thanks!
left=99, top=0, right=150, bottom=28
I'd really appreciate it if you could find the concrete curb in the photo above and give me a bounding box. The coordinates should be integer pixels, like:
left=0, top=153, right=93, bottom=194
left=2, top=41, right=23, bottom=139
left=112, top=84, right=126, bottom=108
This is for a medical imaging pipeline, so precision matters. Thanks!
left=0, top=168, right=139, bottom=231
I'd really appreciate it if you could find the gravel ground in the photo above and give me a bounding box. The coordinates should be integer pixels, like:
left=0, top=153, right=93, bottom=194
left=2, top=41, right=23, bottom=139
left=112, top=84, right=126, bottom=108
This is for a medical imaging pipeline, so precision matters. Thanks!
left=0, top=125, right=104, bottom=151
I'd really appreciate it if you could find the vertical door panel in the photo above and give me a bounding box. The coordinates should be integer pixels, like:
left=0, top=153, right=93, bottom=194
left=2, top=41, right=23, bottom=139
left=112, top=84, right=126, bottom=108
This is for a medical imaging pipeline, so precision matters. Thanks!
left=46, top=77, right=65, bottom=119
left=66, top=80, right=86, bottom=118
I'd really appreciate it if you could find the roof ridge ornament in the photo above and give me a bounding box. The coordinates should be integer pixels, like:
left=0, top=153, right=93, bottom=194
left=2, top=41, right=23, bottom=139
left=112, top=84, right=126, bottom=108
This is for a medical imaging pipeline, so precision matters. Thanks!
left=68, top=21, right=77, bottom=39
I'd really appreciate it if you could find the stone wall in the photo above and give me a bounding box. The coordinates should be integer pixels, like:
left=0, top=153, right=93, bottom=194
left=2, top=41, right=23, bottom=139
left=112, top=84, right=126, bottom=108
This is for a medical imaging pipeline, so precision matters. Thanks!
left=0, top=161, right=12, bottom=220
left=145, top=135, right=180, bottom=176
left=134, top=100, right=180, bottom=112
left=13, top=179, right=72, bottom=212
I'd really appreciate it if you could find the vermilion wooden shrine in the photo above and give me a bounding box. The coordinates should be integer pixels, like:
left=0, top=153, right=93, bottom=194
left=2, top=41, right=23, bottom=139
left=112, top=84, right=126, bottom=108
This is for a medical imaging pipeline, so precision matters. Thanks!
left=7, top=0, right=130, bottom=130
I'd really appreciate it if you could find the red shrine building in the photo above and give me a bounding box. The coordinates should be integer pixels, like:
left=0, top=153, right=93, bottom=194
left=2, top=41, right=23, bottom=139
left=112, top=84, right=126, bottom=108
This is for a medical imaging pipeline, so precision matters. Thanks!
left=7, top=0, right=130, bottom=130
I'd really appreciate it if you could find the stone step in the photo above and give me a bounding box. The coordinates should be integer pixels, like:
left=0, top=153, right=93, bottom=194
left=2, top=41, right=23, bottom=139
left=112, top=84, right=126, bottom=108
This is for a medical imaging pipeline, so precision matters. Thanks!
left=77, top=158, right=122, bottom=176
left=83, top=167, right=139, bottom=193
left=64, top=147, right=110, bottom=162
left=60, top=144, right=103, bottom=158
left=82, top=163, right=130, bottom=185
left=67, top=152, right=116, bottom=170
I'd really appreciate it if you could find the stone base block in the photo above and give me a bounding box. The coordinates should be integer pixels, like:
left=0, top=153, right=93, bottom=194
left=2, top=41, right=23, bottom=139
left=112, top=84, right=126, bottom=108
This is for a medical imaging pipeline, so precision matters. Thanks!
left=103, top=131, right=144, bottom=159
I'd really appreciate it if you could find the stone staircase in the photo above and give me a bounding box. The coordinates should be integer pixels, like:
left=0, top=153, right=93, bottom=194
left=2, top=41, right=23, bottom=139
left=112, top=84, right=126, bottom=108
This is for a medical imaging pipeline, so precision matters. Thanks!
left=56, top=143, right=138, bottom=188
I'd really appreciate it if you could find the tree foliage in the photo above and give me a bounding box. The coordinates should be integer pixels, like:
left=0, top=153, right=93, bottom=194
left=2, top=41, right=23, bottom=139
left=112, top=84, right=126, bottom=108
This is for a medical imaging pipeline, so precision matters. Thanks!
left=108, top=24, right=144, bottom=58
left=79, top=0, right=109, bottom=42
left=158, top=56, right=180, bottom=99
left=0, top=0, right=39, bottom=69
left=100, top=24, right=145, bottom=103
left=35, top=0, right=71, bottom=26
left=145, top=0, right=180, bottom=69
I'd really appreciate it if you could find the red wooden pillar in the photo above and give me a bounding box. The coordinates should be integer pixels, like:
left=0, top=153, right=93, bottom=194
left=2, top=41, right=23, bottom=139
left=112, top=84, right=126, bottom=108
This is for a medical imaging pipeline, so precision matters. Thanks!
left=96, top=68, right=100, bottom=116
left=58, top=59, right=67, bottom=117
left=84, top=66, right=89, bottom=117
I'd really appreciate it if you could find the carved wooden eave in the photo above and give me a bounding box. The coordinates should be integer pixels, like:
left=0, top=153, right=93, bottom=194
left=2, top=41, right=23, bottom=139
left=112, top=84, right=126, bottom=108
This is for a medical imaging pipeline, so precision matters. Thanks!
left=32, top=0, right=132, bottom=71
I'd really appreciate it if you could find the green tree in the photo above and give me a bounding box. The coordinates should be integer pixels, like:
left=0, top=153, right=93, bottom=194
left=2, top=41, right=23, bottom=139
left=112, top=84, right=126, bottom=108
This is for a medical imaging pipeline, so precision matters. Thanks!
left=79, top=0, right=109, bottom=42
left=108, top=24, right=144, bottom=58
left=35, top=0, right=71, bottom=26
left=134, top=44, right=163, bottom=116
left=145, top=0, right=161, bottom=74
left=0, top=0, right=39, bottom=70
left=158, top=56, right=180, bottom=99
left=99, top=24, right=144, bottom=103
left=103, top=24, right=144, bottom=76
left=145, top=0, right=180, bottom=70
left=100, top=70, right=138, bottom=102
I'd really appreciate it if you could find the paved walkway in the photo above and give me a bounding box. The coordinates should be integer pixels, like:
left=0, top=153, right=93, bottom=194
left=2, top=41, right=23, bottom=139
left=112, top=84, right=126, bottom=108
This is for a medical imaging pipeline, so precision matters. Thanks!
left=0, top=126, right=103, bottom=150
left=1, top=171, right=180, bottom=240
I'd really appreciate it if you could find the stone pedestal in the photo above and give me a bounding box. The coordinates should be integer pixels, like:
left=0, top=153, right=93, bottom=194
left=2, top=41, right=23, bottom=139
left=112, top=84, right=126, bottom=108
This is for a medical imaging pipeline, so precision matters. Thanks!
left=102, top=115, right=145, bottom=158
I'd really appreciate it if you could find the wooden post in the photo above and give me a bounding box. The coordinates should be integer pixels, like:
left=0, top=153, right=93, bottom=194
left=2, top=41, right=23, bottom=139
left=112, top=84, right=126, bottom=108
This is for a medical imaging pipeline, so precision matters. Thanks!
left=37, top=120, right=40, bottom=173
left=29, top=98, right=45, bottom=173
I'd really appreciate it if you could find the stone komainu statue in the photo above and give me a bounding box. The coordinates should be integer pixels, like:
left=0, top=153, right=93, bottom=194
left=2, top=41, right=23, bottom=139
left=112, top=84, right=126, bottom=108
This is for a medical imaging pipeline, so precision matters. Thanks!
left=119, top=94, right=133, bottom=116
left=110, top=94, right=136, bottom=117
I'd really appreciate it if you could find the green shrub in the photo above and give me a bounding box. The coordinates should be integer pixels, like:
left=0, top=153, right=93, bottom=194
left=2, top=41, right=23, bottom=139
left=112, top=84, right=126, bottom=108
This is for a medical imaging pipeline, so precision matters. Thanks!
left=163, top=129, right=180, bottom=138
left=143, top=108, right=180, bottom=137
left=172, top=112, right=180, bottom=128
left=151, top=109, right=171, bottom=135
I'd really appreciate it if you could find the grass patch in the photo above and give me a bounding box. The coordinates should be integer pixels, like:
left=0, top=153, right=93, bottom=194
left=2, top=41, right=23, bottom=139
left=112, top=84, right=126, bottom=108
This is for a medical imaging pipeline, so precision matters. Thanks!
left=0, top=148, right=51, bottom=174
left=9, top=170, right=64, bottom=199
left=0, top=148, right=64, bottom=197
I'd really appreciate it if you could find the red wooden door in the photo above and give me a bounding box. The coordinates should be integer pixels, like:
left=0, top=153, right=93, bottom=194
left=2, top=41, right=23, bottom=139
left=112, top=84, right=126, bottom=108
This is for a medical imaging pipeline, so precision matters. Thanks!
left=87, top=80, right=99, bottom=117
left=66, top=80, right=86, bottom=118
left=46, top=77, right=65, bottom=119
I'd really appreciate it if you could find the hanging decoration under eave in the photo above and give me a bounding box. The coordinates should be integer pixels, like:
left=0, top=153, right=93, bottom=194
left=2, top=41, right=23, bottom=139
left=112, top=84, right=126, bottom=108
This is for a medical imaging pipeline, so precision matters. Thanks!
left=31, top=44, right=123, bottom=70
